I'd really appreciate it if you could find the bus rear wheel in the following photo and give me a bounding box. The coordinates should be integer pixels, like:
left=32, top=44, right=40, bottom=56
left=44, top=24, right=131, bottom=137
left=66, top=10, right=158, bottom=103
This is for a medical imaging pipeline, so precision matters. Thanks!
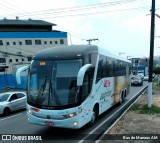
left=119, top=91, right=125, bottom=105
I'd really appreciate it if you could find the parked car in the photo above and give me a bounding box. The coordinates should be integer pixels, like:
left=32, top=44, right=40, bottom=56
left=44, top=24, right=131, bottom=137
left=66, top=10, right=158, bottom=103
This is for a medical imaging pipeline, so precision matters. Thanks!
left=0, top=91, right=27, bottom=116
left=131, top=77, right=143, bottom=86
left=152, top=73, right=155, bottom=79
left=131, top=75, right=136, bottom=79
left=143, top=75, right=149, bottom=81
left=136, top=74, right=144, bottom=80
left=143, top=74, right=155, bottom=81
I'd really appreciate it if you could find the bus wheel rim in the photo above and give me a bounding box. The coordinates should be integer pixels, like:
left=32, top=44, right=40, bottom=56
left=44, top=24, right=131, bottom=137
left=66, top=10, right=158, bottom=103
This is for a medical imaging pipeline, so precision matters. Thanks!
left=91, top=112, right=96, bottom=123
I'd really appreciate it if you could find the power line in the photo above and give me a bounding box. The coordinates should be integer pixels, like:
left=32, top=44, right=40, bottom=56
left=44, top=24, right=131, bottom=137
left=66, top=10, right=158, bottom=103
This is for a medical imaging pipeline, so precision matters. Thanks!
left=0, top=50, right=30, bottom=58
left=0, top=44, right=36, bottom=58
left=7, top=45, right=35, bottom=54
left=0, top=5, right=150, bottom=20
left=24, top=0, right=142, bottom=16
left=1, top=0, right=25, bottom=13
left=0, top=2, right=23, bottom=16
left=36, top=6, right=151, bottom=19
left=56, top=25, right=90, bottom=43
left=0, top=0, right=140, bottom=16
left=0, top=0, right=145, bottom=18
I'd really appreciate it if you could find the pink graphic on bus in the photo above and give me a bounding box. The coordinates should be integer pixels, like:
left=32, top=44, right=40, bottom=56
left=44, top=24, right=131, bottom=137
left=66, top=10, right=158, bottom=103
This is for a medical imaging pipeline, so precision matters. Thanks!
left=104, top=80, right=110, bottom=87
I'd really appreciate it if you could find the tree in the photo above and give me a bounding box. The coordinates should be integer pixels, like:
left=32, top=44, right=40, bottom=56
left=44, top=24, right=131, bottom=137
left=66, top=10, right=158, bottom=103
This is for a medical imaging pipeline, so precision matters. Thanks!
left=153, top=67, right=160, bottom=74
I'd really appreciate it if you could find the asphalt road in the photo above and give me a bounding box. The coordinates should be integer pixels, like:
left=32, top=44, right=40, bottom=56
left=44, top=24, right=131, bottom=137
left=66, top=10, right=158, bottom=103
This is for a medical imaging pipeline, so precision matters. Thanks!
left=0, top=81, right=148, bottom=143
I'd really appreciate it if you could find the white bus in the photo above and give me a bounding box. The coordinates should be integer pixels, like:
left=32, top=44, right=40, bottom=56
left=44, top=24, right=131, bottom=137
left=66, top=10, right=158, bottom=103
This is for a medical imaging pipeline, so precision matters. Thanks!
left=17, top=45, right=132, bottom=129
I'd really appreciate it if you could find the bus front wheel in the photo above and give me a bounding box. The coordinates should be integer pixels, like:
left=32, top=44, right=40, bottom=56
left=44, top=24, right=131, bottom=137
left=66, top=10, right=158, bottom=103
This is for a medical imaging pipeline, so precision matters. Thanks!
left=88, top=107, right=98, bottom=126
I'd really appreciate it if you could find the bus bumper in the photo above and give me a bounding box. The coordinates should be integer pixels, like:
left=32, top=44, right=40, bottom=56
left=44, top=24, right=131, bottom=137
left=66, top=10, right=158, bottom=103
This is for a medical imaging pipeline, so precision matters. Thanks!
left=27, top=106, right=84, bottom=129
left=27, top=111, right=84, bottom=129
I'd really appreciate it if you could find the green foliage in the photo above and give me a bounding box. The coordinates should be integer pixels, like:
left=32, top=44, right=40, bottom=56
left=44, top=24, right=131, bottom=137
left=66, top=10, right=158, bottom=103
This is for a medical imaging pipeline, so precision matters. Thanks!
left=153, top=67, right=160, bottom=74
left=140, top=104, right=160, bottom=114
left=130, top=80, right=160, bottom=114
left=153, top=78, right=160, bottom=89
left=130, top=103, right=142, bottom=111
left=130, top=103, right=160, bottom=114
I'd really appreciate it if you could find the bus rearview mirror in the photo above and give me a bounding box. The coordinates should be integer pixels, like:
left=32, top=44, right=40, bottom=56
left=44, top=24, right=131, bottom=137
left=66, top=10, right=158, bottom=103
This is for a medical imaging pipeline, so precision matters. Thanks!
left=16, top=65, right=29, bottom=84
left=77, top=64, right=92, bottom=86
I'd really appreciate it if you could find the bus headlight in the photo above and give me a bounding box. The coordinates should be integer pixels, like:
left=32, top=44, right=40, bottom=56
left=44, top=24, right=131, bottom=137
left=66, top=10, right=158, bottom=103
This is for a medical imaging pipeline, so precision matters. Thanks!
left=63, top=108, right=83, bottom=118
left=63, top=112, right=77, bottom=118
left=69, top=113, right=75, bottom=118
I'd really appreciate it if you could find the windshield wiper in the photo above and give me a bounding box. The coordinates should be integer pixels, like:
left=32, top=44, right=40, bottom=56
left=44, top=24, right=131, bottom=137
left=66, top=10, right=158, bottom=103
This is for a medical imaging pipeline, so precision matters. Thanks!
left=38, top=76, right=47, bottom=97
left=34, top=77, right=48, bottom=104
left=50, top=79, right=62, bottom=106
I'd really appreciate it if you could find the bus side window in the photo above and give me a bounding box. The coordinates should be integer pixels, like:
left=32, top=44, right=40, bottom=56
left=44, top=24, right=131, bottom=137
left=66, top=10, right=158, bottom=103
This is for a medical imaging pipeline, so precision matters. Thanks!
left=107, top=57, right=113, bottom=77
left=96, top=59, right=103, bottom=83
left=96, top=55, right=107, bottom=83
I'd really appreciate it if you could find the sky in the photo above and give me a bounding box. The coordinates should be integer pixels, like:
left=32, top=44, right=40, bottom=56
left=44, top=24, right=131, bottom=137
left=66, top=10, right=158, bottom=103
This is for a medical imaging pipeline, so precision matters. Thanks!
left=0, top=0, right=160, bottom=59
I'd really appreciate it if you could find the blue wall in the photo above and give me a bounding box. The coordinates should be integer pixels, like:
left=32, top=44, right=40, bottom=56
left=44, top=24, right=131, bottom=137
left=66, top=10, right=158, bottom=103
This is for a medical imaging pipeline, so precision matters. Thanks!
left=0, top=74, right=27, bottom=89
left=0, top=31, right=67, bottom=38
left=133, top=66, right=146, bottom=75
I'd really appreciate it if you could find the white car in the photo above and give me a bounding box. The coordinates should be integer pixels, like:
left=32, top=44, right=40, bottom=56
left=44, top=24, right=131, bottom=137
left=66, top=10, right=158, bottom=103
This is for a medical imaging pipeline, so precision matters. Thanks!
left=131, top=77, right=143, bottom=86
left=136, top=74, right=144, bottom=80
left=143, top=75, right=149, bottom=81
left=0, top=91, right=27, bottom=116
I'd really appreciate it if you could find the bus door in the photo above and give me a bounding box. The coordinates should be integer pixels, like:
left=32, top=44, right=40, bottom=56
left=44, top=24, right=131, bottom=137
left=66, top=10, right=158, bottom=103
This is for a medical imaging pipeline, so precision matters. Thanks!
left=77, top=64, right=94, bottom=121
left=80, top=68, right=94, bottom=102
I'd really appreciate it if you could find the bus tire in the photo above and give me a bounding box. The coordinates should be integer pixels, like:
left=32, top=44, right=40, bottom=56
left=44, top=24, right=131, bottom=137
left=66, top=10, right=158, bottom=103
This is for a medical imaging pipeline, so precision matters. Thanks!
left=88, top=107, right=98, bottom=126
left=119, top=91, right=124, bottom=105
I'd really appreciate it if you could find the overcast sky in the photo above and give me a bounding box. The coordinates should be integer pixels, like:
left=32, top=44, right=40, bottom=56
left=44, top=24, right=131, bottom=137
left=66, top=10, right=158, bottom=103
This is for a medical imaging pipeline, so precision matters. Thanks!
left=0, top=0, right=160, bottom=59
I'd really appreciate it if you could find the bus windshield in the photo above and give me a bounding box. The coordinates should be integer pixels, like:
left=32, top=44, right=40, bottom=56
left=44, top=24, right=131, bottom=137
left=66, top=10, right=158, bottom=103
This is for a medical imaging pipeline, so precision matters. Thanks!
left=27, top=60, right=81, bottom=109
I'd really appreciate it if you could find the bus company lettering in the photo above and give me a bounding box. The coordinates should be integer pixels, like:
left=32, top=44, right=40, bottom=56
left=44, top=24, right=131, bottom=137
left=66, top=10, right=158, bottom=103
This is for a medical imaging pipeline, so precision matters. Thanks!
left=104, top=80, right=110, bottom=87
left=100, top=90, right=112, bottom=100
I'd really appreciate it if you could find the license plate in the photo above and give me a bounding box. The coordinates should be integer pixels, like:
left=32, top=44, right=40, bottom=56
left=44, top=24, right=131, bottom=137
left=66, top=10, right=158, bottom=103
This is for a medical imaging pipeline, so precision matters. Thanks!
left=45, top=121, right=54, bottom=126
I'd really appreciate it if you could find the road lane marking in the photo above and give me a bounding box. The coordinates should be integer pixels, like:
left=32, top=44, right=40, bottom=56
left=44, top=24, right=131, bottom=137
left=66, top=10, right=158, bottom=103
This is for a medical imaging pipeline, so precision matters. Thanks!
left=78, top=85, right=148, bottom=143
left=0, top=113, right=24, bottom=122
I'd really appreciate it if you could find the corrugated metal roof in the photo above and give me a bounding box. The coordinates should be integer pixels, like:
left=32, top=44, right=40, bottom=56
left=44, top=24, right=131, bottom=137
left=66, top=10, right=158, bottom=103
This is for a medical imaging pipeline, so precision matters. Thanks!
left=0, top=18, right=56, bottom=26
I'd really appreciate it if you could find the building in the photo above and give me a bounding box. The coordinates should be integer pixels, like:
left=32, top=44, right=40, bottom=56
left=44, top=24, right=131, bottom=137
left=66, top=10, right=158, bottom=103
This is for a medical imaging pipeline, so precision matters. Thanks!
left=0, top=18, right=68, bottom=89
left=131, top=56, right=160, bottom=76
left=131, top=58, right=148, bottom=76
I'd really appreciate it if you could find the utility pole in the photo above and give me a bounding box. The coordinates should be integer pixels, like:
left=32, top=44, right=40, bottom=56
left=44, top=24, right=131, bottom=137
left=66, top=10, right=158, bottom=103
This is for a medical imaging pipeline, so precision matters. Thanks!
left=148, top=0, right=155, bottom=108
left=85, top=38, right=98, bottom=45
